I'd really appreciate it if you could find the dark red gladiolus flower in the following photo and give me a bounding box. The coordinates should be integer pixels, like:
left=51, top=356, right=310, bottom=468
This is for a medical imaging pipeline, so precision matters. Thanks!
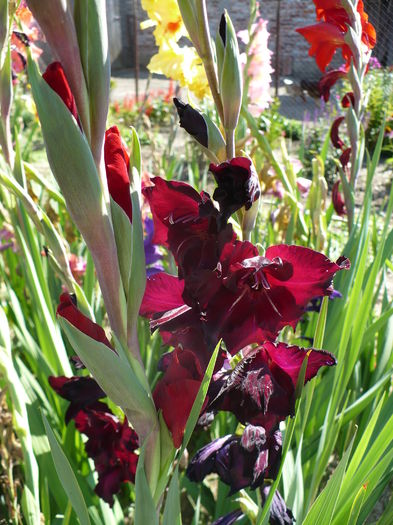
left=57, top=293, right=114, bottom=351
left=341, top=92, right=355, bottom=108
left=296, top=23, right=351, bottom=72
left=340, top=147, right=351, bottom=168
left=330, top=116, right=346, bottom=150
left=48, top=375, right=107, bottom=422
left=50, top=373, right=139, bottom=506
left=153, top=347, right=204, bottom=448
left=318, top=69, right=346, bottom=102
left=141, top=244, right=349, bottom=359
left=104, top=126, right=133, bottom=222
left=187, top=425, right=282, bottom=494
left=143, top=177, right=235, bottom=279
left=205, top=342, right=336, bottom=429
left=43, top=62, right=78, bottom=121
left=332, top=180, right=347, bottom=216
left=74, top=410, right=138, bottom=505
left=209, top=157, right=261, bottom=224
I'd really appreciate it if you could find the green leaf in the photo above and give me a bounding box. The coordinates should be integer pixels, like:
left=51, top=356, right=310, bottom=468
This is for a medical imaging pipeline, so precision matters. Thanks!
left=58, top=317, right=157, bottom=426
left=134, top=441, right=159, bottom=525
left=181, top=340, right=221, bottom=454
left=42, top=413, right=91, bottom=525
left=162, top=467, right=182, bottom=525
left=302, top=431, right=356, bottom=525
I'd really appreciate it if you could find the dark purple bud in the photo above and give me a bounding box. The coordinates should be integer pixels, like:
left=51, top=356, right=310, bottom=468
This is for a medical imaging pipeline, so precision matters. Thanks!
left=212, top=510, right=243, bottom=525
left=173, top=98, right=208, bottom=148
left=261, top=486, right=295, bottom=525
left=186, top=435, right=236, bottom=482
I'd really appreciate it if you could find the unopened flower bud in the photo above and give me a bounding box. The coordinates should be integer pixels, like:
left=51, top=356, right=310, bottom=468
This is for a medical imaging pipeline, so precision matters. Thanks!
left=216, top=11, right=242, bottom=133
left=173, top=98, right=226, bottom=160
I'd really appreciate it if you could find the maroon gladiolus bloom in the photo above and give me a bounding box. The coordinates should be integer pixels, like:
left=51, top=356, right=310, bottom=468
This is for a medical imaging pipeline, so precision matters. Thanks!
left=74, top=410, right=138, bottom=505
left=205, top=342, right=336, bottom=429
left=104, top=126, right=133, bottom=222
left=57, top=293, right=114, bottom=351
left=209, top=157, right=261, bottom=223
left=318, top=69, right=346, bottom=102
left=143, top=177, right=234, bottom=279
left=330, top=116, right=346, bottom=150
left=48, top=375, right=107, bottom=422
left=187, top=425, right=282, bottom=494
left=332, top=180, right=347, bottom=216
left=43, top=61, right=78, bottom=121
left=49, top=373, right=139, bottom=505
left=153, top=347, right=205, bottom=448
left=141, top=243, right=349, bottom=358
left=341, top=92, right=355, bottom=108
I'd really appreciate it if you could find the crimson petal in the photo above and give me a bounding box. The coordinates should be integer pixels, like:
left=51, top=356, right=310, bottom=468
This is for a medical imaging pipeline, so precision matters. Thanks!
left=43, top=61, right=78, bottom=121
left=104, top=126, right=133, bottom=222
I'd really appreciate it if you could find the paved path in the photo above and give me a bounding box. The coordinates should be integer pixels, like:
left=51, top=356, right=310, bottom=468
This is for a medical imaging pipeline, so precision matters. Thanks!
left=110, top=69, right=320, bottom=121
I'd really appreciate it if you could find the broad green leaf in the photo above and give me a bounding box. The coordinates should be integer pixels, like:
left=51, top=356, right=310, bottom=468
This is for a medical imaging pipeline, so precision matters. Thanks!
left=42, top=413, right=91, bottom=525
left=59, top=317, right=157, bottom=425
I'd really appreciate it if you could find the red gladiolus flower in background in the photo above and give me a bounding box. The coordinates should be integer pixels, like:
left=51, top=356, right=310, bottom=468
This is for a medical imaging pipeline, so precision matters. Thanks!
left=104, top=126, right=133, bottom=222
left=43, top=62, right=78, bottom=121
left=296, top=0, right=376, bottom=72
left=332, top=180, right=347, bottom=216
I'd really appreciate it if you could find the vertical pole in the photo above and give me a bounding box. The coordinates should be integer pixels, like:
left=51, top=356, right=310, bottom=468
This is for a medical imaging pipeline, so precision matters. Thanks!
left=274, top=0, right=281, bottom=97
left=132, top=0, right=139, bottom=101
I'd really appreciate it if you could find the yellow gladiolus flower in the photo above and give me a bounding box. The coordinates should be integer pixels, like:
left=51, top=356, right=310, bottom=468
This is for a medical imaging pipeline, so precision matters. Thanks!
left=147, top=42, right=210, bottom=99
left=141, top=0, right=185, bottom=45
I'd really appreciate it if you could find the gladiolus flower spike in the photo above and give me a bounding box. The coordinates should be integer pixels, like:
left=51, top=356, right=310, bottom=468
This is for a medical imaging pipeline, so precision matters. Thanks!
left=140, top=171, right=349, bottom=491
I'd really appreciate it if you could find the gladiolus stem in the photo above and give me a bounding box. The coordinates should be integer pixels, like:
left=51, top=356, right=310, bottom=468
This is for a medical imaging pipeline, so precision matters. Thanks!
left=225, top=128, right=235, bottom=159
left=195, top=0, right=224, bottom=124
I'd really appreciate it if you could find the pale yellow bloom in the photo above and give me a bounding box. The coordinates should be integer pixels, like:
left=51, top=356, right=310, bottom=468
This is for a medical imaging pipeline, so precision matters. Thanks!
left=147, top=42, right=210, bottom=100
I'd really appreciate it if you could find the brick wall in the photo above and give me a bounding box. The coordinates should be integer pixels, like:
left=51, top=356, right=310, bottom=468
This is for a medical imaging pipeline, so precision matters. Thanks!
left=108, top=0, right=390, bottom=80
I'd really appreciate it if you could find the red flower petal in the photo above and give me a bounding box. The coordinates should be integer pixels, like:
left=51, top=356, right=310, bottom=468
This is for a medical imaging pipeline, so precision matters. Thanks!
left=57, top=293, right=113, bottom=350
left=296, top=23, right=350, bottom=72
left=265, top=245, right=348, bottom=305
left=263, top=341, right=336, bottom=384
left=153, top=348, right=204, bottom=448
left=142, top=176, right=203, bottom=246
left=318, top=69, right=347, bottom=102
left=332, top=180, right=347, bottom=216
left=104, top=126, right=133, bottom=222
left=140, top=272, right=185, bottom=317
left=43, top=61, right=78, bottom=120
left=330, top=116, right=346, bottom=150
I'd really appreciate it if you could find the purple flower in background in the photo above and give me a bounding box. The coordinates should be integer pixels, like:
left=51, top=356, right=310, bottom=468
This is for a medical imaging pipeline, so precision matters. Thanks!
left=0, top=227, right=15, bottom=252
left=144, top=216, right=164, bottom=276
left=368, top=56, right=381, bottom=70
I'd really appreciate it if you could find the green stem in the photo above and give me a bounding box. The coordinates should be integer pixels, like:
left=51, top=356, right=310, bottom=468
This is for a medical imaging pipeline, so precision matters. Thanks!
left=195, top=0, right=224, bottom=124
